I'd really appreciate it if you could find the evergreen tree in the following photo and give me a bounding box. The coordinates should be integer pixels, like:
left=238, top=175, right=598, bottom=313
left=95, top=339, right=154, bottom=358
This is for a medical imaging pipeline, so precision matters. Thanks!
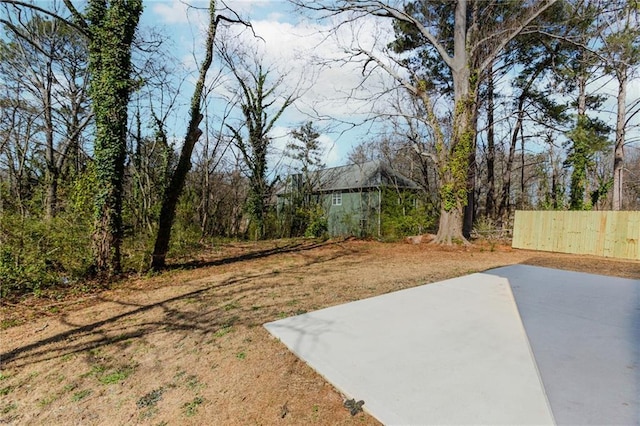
left=284, top=121, right=325, bottom=236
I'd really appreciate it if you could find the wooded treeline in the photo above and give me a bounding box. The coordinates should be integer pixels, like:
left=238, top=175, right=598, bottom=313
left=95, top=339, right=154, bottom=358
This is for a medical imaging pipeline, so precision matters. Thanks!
left=0, top=0, right=638, bottom=296
left=304, top=0, right=639, bottom=242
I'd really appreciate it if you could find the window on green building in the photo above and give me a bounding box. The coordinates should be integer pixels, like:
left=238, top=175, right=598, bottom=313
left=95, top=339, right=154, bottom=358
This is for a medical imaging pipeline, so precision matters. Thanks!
left=332, top=192, right=342, bottom=206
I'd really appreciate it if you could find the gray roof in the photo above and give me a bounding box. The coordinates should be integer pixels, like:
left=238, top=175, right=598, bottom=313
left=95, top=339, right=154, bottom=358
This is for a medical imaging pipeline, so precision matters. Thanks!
left=277, top=160, right=419, bottom=195
left=317, top=160, right=419, bottom=192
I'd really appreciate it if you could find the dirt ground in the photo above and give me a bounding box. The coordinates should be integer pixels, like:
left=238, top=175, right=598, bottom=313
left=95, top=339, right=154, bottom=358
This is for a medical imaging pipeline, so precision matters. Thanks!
left=1, top=238, right=639, bottom=425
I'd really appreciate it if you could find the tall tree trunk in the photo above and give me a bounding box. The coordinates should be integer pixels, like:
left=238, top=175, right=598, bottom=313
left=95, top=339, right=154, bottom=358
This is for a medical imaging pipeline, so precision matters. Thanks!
left=498, top=96, right=525, bottom=226
left=519, top=128, right=525, bottom=208
left=89, top=0, right=143, bottom=276
left=612, top=71, right=626, bottom=210
left=44, top=46, right=56, bottom=220
left=151, top=0, right=218, bottom=270
left=568, top=75, right=588, bottom=210
left=434, top=0, right=474, bottom=244
left=485, top=63, right=496, bottom=219
left=551, top=168, right=559, bottom=209
left=463, top=93, right=480, bottom=239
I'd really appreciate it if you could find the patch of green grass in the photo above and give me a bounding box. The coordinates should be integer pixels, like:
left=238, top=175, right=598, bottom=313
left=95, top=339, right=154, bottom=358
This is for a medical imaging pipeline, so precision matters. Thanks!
left=213, top=326, right=233, bottom=338
left=185, top=375, right=203, bottom=391
left=251, top=305, right=262, bottom=311
left=1, top=318, right=21, bottom=329
left=62, top=383, right=78, bottom=393
left=38, top=395, right=56, bottom=407
left=277, top=312, right=288, bottom=319
left=223, top=315, right=239, bottom=327
left=60, top=353, right=74, bottom=362
left=50, top=372, right=66, bottom=383
left=137, top=388, right=164, bottom=409
left=98, top=366, right=135, bottom=385
left=286, top=299, right=299, bottom=306
left=223, top=301, right=239, bottom=311
left=87, top=347, right=103, bottom=358
left=236, top=351, right=246, bottom=360
left=0, top=386, right=14, bottom=396
left=1, top=402, right=17, bottom=415
left=183, top=396, right=204, bottom=417
left=0, top=372, right=10, bottom=381
left=71, top=389, right=91, bottom=402
left=108, top=334, right=134, bottom=346
left=81, top=365, right=106, bottom=378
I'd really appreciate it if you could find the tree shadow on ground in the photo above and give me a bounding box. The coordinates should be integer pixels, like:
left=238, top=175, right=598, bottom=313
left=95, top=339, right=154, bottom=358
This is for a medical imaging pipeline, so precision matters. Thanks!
left=0, top=240, right=355, bottom=369
left=164, top=239, right=336, bottom=270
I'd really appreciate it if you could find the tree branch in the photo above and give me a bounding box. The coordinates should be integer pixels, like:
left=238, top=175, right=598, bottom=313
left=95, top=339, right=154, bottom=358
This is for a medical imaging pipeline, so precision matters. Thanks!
left=0, top=0, right=89, bottom=36
left=294, top=0, right=454, bottom=68
left=0, top=18, right=48, bottom=56
left=61, top=0, right=89, bottom=34
left=479, top=0, right=558, bottom=72
left=354, top=47, right=417, bottom=97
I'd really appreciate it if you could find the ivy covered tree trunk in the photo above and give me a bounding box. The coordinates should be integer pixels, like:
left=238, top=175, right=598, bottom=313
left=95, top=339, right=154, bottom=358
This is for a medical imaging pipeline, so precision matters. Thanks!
left=151, top=0, right=218, bottom=270
left=222, top=52, right=294, bottom=240
left=43, top=42, right=56, bottom=220
left=378, top=0, right=554, bottom=244
left=568, top=76, right=588, bottom=210
left=568, top=118, right=589, bottom=210
left=433, top=0, right=475, bottom=244
left=87, top=0, right=142, bottom=275
left=435, top=93, right=476, bottom=244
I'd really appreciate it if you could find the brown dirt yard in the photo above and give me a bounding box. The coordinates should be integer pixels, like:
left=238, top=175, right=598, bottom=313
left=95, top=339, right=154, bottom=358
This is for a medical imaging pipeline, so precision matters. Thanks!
left=1, top=238, right=639, bottom=425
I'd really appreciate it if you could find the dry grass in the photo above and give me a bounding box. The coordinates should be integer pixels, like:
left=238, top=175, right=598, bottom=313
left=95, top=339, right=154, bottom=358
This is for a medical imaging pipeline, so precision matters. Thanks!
left=1, top=238, right=638, bottom=425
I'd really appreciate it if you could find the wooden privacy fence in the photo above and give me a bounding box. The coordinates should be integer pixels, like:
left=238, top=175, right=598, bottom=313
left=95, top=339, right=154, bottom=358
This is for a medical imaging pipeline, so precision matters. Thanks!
left=512, top=210, right=640, bottom=260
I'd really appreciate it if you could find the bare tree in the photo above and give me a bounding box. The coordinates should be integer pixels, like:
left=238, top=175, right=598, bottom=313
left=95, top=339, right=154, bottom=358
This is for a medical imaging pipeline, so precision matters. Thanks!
left=151, top=0, right=247, bottom=269
left=0, top=10, right=91, bottom=219
left=0, top=77, right=40, bottom=215
left=220, top=39, right=297, bottom=239
left=194, top=92, right=234, bottom=239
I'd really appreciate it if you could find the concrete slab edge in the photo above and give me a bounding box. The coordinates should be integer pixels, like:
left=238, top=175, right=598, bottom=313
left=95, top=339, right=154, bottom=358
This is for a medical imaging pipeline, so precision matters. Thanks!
left=499, top=271, right=557, bottom=426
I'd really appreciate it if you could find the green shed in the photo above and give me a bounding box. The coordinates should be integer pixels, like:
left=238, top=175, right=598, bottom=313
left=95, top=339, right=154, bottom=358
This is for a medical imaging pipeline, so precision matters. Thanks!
left=278, top=160, right=421, bottom=237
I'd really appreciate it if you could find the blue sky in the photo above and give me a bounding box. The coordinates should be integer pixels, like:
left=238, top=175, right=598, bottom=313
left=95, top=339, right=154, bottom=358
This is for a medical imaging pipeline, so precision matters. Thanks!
left=138, top=0, right=397, bottom=170
left=2, top=0, right=637, bottom=171
left=141, top=1, right=640, bottom=171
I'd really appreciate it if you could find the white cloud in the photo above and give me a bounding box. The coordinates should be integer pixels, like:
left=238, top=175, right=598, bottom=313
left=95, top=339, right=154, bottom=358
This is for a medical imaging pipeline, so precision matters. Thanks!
left=221, top=14, right=397, bottom=123
left=267, top=125, right=341, bottom=173
left=148, top=2, right=404, bottom=165
left=151, top=0, right=208, bottom=24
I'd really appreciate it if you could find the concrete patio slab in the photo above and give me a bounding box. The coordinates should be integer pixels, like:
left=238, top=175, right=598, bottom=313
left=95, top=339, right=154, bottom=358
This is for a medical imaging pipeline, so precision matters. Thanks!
left=265, top=265, right=640, bottom=425
left=488, top=265, right=640, bottom=425
left=265, top=272, right=554, bottom=425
